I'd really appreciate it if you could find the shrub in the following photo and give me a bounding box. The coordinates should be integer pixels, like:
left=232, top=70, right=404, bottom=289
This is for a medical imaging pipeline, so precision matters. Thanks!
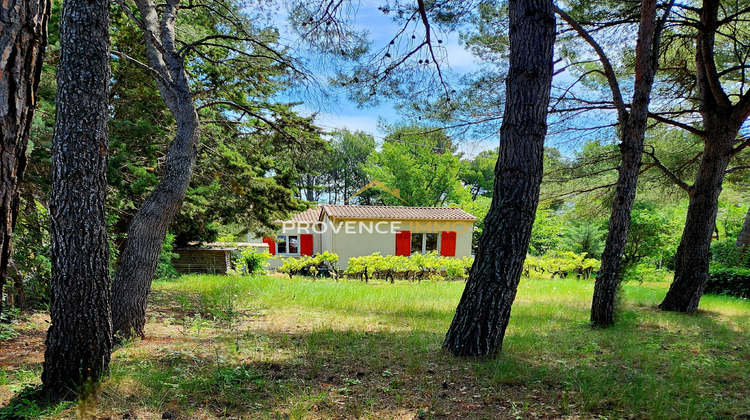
left=233, top=248, right=272, bottom=275
left=277, top=251, right=340, bottom=279
left=523, top=251, right=600, bottom=279
left=704, top=266, right=750, bottom=299
left=344, top=252, right=473, bottom=282
left=10, top=200, right=51, bottom=309
left=0, top=307, right=20, bottom=341
left=711, top=239, right=749, bottom=268
left=155, top=232, right=180, bottom=280
left=621, top=263, right=670, bottom=283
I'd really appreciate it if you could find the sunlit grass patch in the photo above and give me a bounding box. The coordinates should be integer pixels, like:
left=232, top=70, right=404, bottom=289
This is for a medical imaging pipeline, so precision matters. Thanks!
left=5, top=274, right=748, bottom=419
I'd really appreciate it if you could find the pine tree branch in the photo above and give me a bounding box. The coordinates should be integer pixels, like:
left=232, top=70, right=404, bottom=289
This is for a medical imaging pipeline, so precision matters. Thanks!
left=554, top=6, right=628, bottom=123
left=643, top=144, right=693, bottom=194
left=647, top=112, right=706, bottom=138
left=726, top=165, right=750, bottom=174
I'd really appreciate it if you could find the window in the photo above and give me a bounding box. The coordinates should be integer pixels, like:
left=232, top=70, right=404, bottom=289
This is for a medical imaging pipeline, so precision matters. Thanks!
left=411, top=233, right=423, bottom=254
left=411, top=233, right=440, bottom=254
left=425, top=233, right=438, bottom=252
left=276, top=235, right=299, bottom=255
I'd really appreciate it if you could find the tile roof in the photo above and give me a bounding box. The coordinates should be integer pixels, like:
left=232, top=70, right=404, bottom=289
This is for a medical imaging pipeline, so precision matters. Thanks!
left=320, top=204, right=478, bottom=221
left=287, top=207, right=322, bottom=223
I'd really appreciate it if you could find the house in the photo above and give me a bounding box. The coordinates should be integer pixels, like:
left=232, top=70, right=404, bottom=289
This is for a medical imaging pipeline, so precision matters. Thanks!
left=250, top=205, right=477, bottom=270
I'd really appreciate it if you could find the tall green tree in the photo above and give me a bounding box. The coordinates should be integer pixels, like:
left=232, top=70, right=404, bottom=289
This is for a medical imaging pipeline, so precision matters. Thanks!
left=365, top=126, right=467, bottom=207
left=556, top=0, right=674, bottom=327
left=658, top=0, right=750, bottom=313
left=461, top=150, right=497, bottom=200
left=111, top=0, right=322, bottom=340
left=443, top=0, right=556, bottom=357
left=563, top=220, right=606, bottom=259
left=299, top=130, right=375, bottom=204
left=108, top=9, right=323, bottom=246
left=623, top=202, right=675, bottom=266
left=529, top=202, right=564, bottom=256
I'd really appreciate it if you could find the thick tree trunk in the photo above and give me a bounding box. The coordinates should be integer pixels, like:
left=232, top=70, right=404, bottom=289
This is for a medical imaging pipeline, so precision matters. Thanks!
left=591, top=0, right=660, bottom=328
left=735, top=205, right=750, bottom=262
left=659, top=0, right=748, bottom=313
left=42, top=0, right=112, bottom=399
left=0, top=0, right=49, bottom=318
left=660, top=133, right=733, bottom=312
left=442, top=0, right=555, bottom=357
left=111, top=0, right=201, bottom=340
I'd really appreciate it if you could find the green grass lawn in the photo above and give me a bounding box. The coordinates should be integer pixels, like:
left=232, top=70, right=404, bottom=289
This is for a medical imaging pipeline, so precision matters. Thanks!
left=2, top=274, right=749, bottom=419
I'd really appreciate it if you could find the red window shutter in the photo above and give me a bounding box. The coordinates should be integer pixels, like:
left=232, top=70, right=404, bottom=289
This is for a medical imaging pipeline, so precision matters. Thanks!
left=300, top=234, right=314, bottom=256
left=440, top=231, right=457, bottom=257
left=395, top=231, right=411, bottom=256
left=262, top=236, right=276, bottom=255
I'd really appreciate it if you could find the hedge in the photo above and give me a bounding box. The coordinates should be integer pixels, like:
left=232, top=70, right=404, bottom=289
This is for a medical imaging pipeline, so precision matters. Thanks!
left=704, top=266, right=750, bottom=299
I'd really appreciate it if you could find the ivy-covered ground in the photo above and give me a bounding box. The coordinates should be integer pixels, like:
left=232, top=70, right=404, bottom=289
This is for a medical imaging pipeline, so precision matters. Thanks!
left=1, top=274, right=749, bottom=419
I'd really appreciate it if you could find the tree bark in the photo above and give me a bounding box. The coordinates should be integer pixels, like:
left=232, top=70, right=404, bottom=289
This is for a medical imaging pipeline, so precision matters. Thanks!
left=660, top=128, right=734, bottom=312
left=735, top=205, right=750, bottom=262
left=442, top=0, right=555, bottom=357
left=659, top=0, right=749, bottom=313
left=0, top=0, right=49, bottom=318
left=590, top=0, right=665, bottom=328
left=111, top=0, right=201, bottom=340
left=42, top=0, right=112, bottom=399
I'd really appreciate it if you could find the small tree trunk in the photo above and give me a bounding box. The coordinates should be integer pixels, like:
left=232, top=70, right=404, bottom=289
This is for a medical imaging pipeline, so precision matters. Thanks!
left=591, top=0, right=661, bottom=328
left=590, top=134, right=642, bottom=326
left=735, top=205, right=750, bottom=262
left=42, top=0, right=112, bottom=399
left=442, top=0, right=555, bottom=357
left=111, top=0, right=201, bottom=340
left=0, top=0, right=49, bottom=317
left=659, top=137, right=733, bottom=312
left=111, top=111, right=199, bottom=339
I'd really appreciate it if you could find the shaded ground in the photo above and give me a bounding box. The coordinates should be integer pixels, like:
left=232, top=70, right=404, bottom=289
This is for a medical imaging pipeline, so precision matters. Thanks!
left=1, top=276, right=749, bottom=419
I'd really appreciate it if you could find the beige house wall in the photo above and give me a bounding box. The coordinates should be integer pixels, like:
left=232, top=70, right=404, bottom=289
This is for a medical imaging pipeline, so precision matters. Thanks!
left=320, top=214, right=334, bottom=260
left=328, top=218, right=398, bottom=270
left=249, top=217, right=474, bottom=271
left=329, top=218, right=474, bottom=269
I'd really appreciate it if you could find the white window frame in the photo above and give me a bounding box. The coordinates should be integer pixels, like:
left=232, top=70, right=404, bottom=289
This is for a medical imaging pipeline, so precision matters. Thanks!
left=411, top=232, right=441, bottom=254
left=276, top=235, right=300, bottom=256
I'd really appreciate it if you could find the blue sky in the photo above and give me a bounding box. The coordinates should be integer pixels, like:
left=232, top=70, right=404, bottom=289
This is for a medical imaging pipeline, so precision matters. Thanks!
left=274, top=3, right=494, bottom=156
left=272, top=3, right=619, bottom=159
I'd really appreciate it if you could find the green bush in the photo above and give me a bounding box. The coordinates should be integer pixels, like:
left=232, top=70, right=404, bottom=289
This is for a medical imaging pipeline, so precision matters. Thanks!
left=11, top=200, right=51, bottom=309
left=523, top=251, right=600, bottom=279
left=155, top=232, right=180, bottom=280
left=705, top=266, right=750, bottom=299
left=711, top=239, right=749, bottom=268
left=233, top=248, right=272, bottom=275
left=277, top=251, right=339, bottom=278
left=0, top=307, right=20, bottom=341
left=622, top=263, right=670, bottom=283
left=0, top=385, right=72, bottom=419
left=344, top=252, right=473, bottom=282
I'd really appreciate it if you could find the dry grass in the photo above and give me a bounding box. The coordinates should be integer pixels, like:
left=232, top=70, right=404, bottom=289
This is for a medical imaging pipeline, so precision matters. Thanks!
left=1, top=274, right=749, bottom=419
